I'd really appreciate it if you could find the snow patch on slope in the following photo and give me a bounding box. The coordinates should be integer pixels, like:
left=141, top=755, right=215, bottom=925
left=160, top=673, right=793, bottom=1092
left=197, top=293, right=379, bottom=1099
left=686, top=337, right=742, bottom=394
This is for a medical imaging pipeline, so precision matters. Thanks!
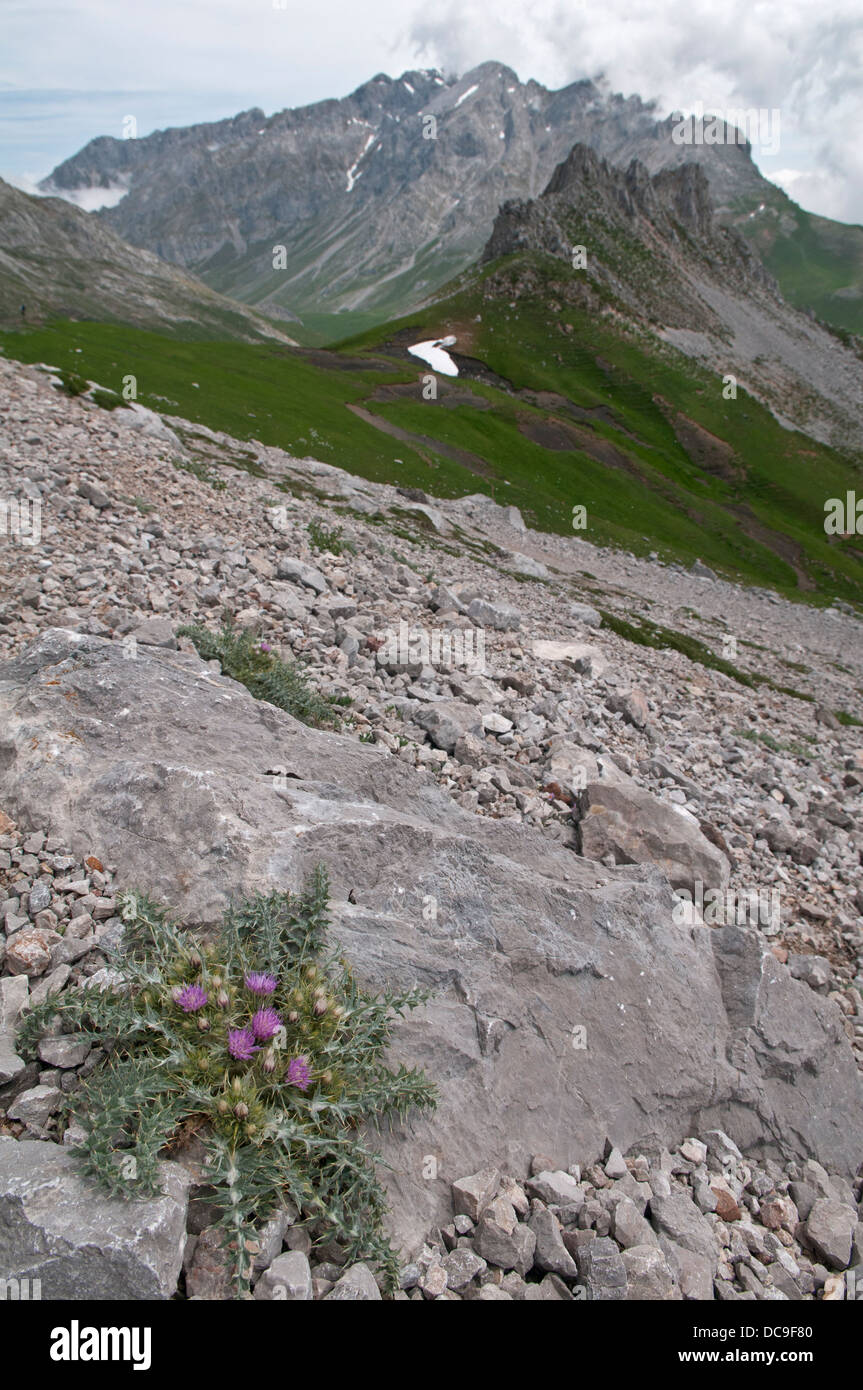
left=408, top=336, right=459, bottom=376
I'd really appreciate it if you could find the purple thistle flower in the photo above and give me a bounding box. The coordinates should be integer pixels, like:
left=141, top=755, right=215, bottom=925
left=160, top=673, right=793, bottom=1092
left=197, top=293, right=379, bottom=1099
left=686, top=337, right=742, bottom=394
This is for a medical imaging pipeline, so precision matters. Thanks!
left=244, top=971, right=278, bottom=996
left=251, top=1007, right=282, bottom=1041
left=228, top=1027, right=260, bottom=1061
left=287, top=1055, right=311, bottom=1091
left=260, top=641, right=272, bottom=653
left=175, top=984, right=208, bottom=1012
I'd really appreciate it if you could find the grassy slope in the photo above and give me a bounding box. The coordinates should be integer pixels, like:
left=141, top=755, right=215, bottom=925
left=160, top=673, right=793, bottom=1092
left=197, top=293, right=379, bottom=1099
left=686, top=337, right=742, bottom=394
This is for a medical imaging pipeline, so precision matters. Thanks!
left=2, top=248, right=862, bottom=606
left=731, top=187, right=863, bottom=340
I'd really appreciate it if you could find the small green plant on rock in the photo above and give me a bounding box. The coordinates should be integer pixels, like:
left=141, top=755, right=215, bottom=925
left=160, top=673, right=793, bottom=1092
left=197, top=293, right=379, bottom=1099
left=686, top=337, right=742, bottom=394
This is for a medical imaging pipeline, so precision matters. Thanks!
left=55, top=369, right=89, bottom=397
left=178, top=621, right=343, bottom=729
left=307, top=519, right=353, bottom=555
left=16, top=867, right=435, bottom=1295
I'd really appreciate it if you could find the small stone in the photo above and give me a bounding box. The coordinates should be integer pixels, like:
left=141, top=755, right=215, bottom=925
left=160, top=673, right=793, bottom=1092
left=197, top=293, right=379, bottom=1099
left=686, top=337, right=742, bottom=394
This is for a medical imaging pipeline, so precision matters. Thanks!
left=0, top=974, right=29, bottom=1030
left=185, top=1225, right=233, bottom=1300
left=661, top=1241, right=714, bottom=1300
left=8, top=1084, right=64, bottom=1127
left=6, top=927, right=60, bottom=976
left=255, top=1250, right=312, bottom=1300
left=604, top=1146, right=628, bottom=1179
left=28, top=879, right=54, bottom=915
left=649, top=1193, right=716, bottom=1260
left=759, top=1196, right=799, bottom=1233
left=612, top=1196, right=658, bottom=1250
left=78, top=479, right=111, bottom=509
left=466, top=598, right=522, bottom=631
left=284, top=1226, right=312, bottom=1256
left=576, top=1236, right=628, bottom=1300
left=622, top=1244, right=678, bottom=1300
left=474, top=1210, right=536, bottom=1275
left=420, top=1262, right=448, bottom=1298
left=804, top=1200, right=856, bottom=1270
left=606, top=688, right=650, bottom=730
left=324, top=1262, right=382, bottom=1301
left=529, top=1207, right=579, bottom=1278
left=252, top=1205, right=296, bottom=1272
left=524, top=1272, right=574, bottom=1300
left=711, top=1187, right=742, bottom=1222
left=442, top=1247, right=486, bottom=1290
left=703, top=1130, right=743, bottom=1170
left=37, top=1035, right=92, bottom=1069
left=526, top=1170, right=584, bottom=1207
left=452, top=1168, right=501, bottom=1222
left=482, top=711, right=514, bottom=735
left=0, top=1032, right=27, bottom=1085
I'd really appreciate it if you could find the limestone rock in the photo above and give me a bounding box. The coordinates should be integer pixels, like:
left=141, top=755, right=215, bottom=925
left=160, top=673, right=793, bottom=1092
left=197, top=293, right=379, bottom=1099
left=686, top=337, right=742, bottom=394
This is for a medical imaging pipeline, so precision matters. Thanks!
left=0, top=1137, right=189, bottom=1299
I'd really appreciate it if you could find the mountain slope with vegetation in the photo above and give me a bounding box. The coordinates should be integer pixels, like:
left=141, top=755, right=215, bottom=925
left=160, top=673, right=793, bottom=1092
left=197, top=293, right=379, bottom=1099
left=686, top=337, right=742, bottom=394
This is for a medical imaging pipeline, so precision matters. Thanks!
left=0, top=178, right=293, bottom=343
left=2, top=141, right=861, bottom=606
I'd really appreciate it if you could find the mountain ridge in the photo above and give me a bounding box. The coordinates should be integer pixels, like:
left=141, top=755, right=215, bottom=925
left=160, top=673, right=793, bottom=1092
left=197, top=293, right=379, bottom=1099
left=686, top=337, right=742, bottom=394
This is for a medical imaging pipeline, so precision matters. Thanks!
left=40, top=62, right=863, bottom=342
left=0, top=177, right=295, bottom=343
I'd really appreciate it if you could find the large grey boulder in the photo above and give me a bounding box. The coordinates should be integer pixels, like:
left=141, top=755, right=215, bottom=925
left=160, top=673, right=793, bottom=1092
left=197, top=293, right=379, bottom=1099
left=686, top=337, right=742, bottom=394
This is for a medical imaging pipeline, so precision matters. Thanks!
left=0, top=1138, right=189, bottom=1299
left=275, top=556, right=328, bottom=593
left=466, top=598, right=522, bottom=631
left=574, top=755, right=730, bottom=893
left=414, top=700, right=483, bottom=752
left=0, top=630, right=860, bottom=1255
left=803, top=1199, right=857, bottom=1270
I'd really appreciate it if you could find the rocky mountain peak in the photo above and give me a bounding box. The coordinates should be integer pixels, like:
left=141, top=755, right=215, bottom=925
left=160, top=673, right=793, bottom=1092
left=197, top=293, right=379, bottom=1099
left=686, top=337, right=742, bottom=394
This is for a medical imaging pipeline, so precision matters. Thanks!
left=38, top=63, right=772, bottom=330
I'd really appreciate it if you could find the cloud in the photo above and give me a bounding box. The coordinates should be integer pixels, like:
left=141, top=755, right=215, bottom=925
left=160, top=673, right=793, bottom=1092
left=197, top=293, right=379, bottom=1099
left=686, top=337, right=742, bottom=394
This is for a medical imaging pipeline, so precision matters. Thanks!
left=1, top=0, right=861, bottom=222
left=405, top=0, right=863, bottom=223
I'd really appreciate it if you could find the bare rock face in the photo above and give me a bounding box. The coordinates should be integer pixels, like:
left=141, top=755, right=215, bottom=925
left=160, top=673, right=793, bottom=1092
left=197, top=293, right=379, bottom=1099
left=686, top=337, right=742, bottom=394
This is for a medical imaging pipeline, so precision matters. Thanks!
left=0, top=629, right=860, bottom=1251
left=574, top=755, right=730, bottom=894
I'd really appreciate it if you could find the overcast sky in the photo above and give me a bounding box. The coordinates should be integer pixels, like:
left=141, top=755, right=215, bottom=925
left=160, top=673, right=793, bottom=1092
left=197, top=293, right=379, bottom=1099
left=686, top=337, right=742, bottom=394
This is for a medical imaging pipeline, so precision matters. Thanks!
left=2, top=0, right=861, bottom=223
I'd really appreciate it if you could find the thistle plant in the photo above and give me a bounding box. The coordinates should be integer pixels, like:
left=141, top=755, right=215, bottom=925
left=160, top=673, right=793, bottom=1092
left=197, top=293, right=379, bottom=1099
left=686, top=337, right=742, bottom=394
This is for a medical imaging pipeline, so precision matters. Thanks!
left=16, top=867, right=435, bottom=1294
left=178, top=620, right=346, bottom=729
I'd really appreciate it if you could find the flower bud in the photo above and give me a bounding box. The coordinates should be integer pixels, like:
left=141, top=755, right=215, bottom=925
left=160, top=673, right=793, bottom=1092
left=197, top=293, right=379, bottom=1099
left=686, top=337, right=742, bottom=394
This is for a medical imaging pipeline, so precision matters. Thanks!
left=262, top=1049, right=276, bottom=1073
left=197, top=1015, right=210, bottom=1031
left=232, top=1077, right=243, bottom=1094
left=287, top=1009, right=299, bottom=1024
left=198, top=1056, right=209, bottom=1071
left=313, top=997, right=327, bottom=1017
left=234, top=1101, right=249, bottom=1120
left=217, top=990, right=229, bottom=1009
left=321, top=1070, right=333, bottom=1085
left=217, top=1099, right=229, bottom=1114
